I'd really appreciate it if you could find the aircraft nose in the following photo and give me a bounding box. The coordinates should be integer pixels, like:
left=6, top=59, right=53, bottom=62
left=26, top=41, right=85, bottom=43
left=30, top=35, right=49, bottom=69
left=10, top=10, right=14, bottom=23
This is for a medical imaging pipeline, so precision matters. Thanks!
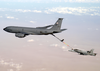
left=3, top=28, right=6, bottom=31
left=3, top=27, right=8, bottom=31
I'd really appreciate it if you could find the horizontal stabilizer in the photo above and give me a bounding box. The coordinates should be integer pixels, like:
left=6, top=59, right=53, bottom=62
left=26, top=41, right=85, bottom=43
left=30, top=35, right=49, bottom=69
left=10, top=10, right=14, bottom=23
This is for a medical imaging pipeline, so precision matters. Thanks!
left=60, top=29, right=67, bottom=32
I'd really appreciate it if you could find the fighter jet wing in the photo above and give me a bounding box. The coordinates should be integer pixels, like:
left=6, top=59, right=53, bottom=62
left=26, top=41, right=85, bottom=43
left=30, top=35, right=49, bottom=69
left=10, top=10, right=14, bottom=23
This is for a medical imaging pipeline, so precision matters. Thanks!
left=36, top=25, right=53, bottom=29
left=68, top=49, right=74, bottom=52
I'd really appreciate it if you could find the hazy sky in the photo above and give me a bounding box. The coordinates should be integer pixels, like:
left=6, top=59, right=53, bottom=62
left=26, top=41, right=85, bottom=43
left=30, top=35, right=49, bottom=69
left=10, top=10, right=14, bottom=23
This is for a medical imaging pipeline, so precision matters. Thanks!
left=0, top=0, right=100, bottom=71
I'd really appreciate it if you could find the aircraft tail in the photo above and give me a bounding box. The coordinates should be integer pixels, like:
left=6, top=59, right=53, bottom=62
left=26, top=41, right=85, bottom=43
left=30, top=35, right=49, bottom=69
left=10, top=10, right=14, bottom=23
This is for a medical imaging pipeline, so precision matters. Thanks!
left=89, top=49, right=97, bottom=56
left=50, top=18, right=63, bottom=30
left=90, top=49, right=94, bottom=54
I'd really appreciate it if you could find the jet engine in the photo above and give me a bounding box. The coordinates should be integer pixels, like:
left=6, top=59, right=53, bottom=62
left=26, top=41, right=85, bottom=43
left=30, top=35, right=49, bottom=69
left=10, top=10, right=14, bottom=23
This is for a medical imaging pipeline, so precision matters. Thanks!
left=15, top=33, right=26, bottom=38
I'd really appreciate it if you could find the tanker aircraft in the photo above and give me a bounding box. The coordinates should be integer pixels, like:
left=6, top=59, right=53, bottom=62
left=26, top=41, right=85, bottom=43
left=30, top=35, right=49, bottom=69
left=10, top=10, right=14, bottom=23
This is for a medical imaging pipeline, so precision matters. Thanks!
left=4, top=18, right=66, bottom=41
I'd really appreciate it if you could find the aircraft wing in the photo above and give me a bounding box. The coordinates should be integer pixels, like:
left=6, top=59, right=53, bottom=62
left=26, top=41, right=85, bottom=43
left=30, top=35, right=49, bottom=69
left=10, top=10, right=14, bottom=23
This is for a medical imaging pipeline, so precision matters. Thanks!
left=15, top=31, right=38, bottom=38
left=68, top=49, right=74, bottom=52
left=36, top=25, right=53, bottom=29
left=20, top=31, right=38, bottom=35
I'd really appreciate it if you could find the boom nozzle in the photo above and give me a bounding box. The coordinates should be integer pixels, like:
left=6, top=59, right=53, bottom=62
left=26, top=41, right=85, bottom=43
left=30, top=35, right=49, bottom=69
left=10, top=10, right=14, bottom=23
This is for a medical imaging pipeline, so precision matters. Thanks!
left=61, top=39, right=64, bottom=42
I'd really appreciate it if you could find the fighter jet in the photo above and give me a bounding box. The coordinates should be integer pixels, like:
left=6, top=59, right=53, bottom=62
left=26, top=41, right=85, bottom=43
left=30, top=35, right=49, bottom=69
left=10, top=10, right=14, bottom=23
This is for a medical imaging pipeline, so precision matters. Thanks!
left=3, top=18, right=66, bottom=38
left=69, top=49, right=97, bottom=56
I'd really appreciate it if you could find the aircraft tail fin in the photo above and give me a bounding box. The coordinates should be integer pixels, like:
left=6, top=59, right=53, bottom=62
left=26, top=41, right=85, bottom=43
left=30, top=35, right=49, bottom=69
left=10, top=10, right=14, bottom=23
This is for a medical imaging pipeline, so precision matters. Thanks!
left=50, top=18, right=63, bottom=30
left=89, top=49, right=97, bottom=56
left=90, top=49, right=94, bottom=54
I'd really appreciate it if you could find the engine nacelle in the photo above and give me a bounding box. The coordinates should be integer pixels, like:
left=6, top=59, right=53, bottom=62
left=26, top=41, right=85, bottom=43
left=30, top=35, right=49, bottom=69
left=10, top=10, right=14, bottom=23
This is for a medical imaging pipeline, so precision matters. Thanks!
left=15, top=33, right=26, bottom=38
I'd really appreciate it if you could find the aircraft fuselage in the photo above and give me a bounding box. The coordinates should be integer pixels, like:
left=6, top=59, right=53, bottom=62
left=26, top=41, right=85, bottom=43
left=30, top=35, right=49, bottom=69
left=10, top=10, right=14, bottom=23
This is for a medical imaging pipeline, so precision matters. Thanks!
left=69, top=49, right=97, bottom=56
left=3, top=26, right=59, bottom=35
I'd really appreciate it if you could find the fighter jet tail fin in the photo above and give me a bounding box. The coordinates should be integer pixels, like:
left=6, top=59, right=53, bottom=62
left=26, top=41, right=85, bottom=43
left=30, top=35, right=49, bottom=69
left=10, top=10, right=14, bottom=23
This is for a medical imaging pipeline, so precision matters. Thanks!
left=89, top=49, right=97, bottom=56
left=50, top=18, right=63, bottom=30
left=90, top=49, right=94, bottom=54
